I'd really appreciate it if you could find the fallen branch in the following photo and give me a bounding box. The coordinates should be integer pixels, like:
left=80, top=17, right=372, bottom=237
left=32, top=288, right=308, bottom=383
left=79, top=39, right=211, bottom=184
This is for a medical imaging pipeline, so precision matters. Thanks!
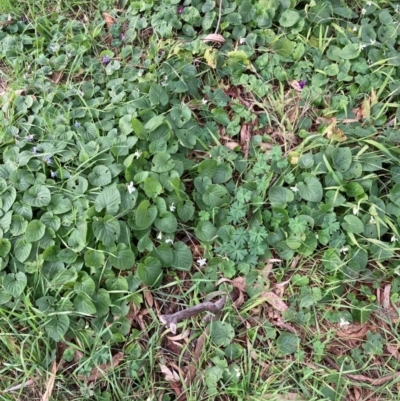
left=160, top=295, right=229, bottom=334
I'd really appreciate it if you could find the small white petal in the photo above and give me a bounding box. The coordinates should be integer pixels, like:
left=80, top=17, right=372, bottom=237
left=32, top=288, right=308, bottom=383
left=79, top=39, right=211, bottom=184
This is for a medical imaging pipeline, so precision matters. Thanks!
left=239, top=38, right=246, bottom=44
left=165, top=238, right=173, bottom=244
left=157, top=232, right=163, bottom=240
left=353, top=206, right=359, bottom=215
left=361, top=8, right=367, bottom=15
left=339, top=318, right=350, bottom=327
left=340, top=246, right=349, bottom=254
left=127, top=182, right=136, bottom=194
left=202, top=98, right=208, bottom=104
left=290, top=186, right=299, bottom=193
left=353, top=26, right=357, bottom=31
left=133, top=150, right=142, bottom=159
left=169, top=203, right=176, bottom=212
left=197, top=258, right=207, bottom=267
left=369, top=216, right=376, bottom=224
left=391, top=235, right=397, bottom=243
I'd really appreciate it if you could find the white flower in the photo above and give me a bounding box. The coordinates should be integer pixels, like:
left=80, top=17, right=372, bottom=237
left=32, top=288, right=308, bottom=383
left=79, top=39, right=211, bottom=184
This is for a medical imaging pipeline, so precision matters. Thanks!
left=137, top=70, right=143, bottom=77
left=370, top=39, right=376, bottom=45
left=169, top=203, right=176, bottom=212
left=315, top=234, right=319, bottom=239
left=197, top=258, right=207, bottom=267
left=290, top=185, right=299, bottom=193
left=157, top=232, right=163, bottom=240
left=234, top=367, right=241, bottom=378
left=133, top=150, right=142, bottom=159
left=239, top=38, right=246, bottom=44
left=49, top=44, right=59, bottom=52
left=359, top=43, right=367, bottom=50
left=202, top=98, right=208, bottom=104
left=339, top=318, right=350, bottom=327
left=391, top=235, right=397, bottom=243
left=127, top=181, right=136, bottom=194
left=361, top=8, right=367, bottom=15
left=165, top=238, right=173, bottom=244
left=353, top=26, right=357, bottom=31
left=352, top=206, right=359, bottom=215
left=369, top=216, right=376, bottom=224
left=340, top=246, right=349, bottom=254
left=366, top=1, right=372, bottom=6
left=161, top=81, right=167, bottom=87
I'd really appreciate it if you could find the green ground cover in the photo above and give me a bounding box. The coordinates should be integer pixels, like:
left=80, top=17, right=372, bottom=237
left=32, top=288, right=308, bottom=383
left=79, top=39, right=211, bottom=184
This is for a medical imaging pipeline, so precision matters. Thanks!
left=0, top=0, right=400, bottom=400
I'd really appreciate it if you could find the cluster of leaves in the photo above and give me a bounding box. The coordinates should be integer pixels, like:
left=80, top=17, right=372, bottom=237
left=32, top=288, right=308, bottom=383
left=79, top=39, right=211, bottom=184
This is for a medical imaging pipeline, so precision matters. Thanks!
left=0, top=1, right=400, bottom=397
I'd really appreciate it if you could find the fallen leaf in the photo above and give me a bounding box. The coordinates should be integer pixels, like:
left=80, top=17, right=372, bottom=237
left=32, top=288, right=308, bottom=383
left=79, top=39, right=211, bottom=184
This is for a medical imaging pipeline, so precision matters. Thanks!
left=382, top=283, right=391, bottom=310
left=202, top=33, right=225, bottom=44
left=160, top=364, right=180, bottom=382
left=337, top=324, right=369, bottom=339
left=167, top=329, right=190, bottom=342
left=260, top=291, right=288, bottom=312
left=386, top=344, right=399, bottom=360
left=143, top=286, right=154, bottom=307
left=77, top=352, right=124, bottom=382
left=103, top=13, right=115, bottom=31
left=41, top=360, right=57, bottom=401
left=50, top=71, right=63, bottom=84
left=289, top=80, right=303, bottom=92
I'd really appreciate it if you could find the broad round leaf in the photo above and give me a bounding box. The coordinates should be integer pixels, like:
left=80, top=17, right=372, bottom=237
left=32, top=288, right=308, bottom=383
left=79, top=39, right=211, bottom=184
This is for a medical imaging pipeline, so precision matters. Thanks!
left=342, top=215, right=364, bottom=234
left=92, top=216, right=120, bottom=247
left=0, top=238, right=11, bottom=258
left=332, top=147, right=352, bottom=173
left=137, top=256, right=162, bottom=287
left=45, top=314, right=70, bottom=341
left=84, top=249, right=105, bottom=269
left=74, top=293, right=97, bottom=314
left=269, top=187, right=294, bottom=206
left=172, top=241, right=192, bottom=271
left=3, top=272, right=27, bottom=297
left=210, top=321, right=234, bottom=346
left=94, top=186, right=121, bottom=215
left=195, top=221, right=217, bottom=242
left=277, top=332, right=299, bottom=355
left=88, top=165, right=112, bottom=187
left=279, top=10, right=300, bottom=27
left=154, top=212, right=178, bottom=233
left=23, top=185, right=51, bottom=207
left=110, top=244, right=135, bottom=270
left=14, top=239, right=32, bottom=263
left=25, top=220, right=46, bottom=242
left=297, top=177, right=323, bottom=202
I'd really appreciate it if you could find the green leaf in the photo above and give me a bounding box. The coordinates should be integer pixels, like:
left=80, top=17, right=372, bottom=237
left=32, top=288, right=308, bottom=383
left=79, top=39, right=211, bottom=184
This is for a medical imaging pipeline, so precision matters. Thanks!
left=110, top=244, right=135, bottom=270
left=277, top=332, right=299, bottom=355
left=23, top=185, right=51, bottom=207
left=45, top=314, right=70, bottom=341
left=332, top=147, right=352, bottom=173
left=88, top=165, right=112, bottom=186
left=91, top=289, right=111, bottom=316
left=14, top=239, right=32, bottom=263
left=154, top=212, right=178, bottom=233
left=74, top=293, right=97, bottom=314
left=269, top=187, right=294, bottom=206
left=135, top=200, right=158, bottom=230
left=177, top=201, right=194, bottom=222
left=3, top=272, right=27, bottom=297
left=149, top=84, right=169, bottom=106
left=0, top=238, right=11, bottom=257
left=152, top=152, right=175, bottom=173
left=170, top=105, right=192, bottom=128
left=339, top=44, right=360, bottom=60
left=210, top=321, right=234, bottom=346
left=172, top=241, right=192, bottom=271
left=144, top=177, right=163, bottom=199
left=92, top=215, right=120, bottom=247
left=84, top=249, right=105, bottom=269
left=342, top=215, right=364, bottom=234
left=25, top=220, right=46, bottom=242
left=74, top=273, right=95, bottom=295
left=144, top=115, right=165, bottom=131
left=279, top=10, right=300, bottom=27
left=137, top=256, right=162, bottom=287
left=202, top=184, right=230, bottom=207
left=1, top=186, right=16, bottom=212
left=47, top=195, right=73, bottom=214
left=94, top=186, right=121, bottom=215
left=297, top=177, right=323, bottom=202
left=195, top=221, right=217, bottom=242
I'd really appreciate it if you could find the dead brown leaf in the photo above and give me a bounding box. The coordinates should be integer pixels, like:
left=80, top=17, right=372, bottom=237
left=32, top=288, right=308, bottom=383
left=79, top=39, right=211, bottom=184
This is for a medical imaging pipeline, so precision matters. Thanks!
left=143, top=286, right=154, bottom=307
left=103, top=13, right=115, bottom=31
left=202, top=33, right=225, bottom=44
left=386, top=343, right=399, bottom=360
left=41, top=360, right=57, bottom=401
left=260, top=291, right=288, bottom=312
left=240, top=124, right=251, bottom=159
left=77, top=352, right=124, bottom=382
left=167, top=329, right=190, bottom=342
left=160, top=364, right=180, bottom=382
left=337, top=324, right=369, bottom=339
left=50, top=71, right=63, bottom=84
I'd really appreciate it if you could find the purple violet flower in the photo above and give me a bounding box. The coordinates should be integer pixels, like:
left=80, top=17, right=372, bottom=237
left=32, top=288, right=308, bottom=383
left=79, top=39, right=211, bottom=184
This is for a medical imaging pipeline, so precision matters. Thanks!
left=44, top=156, right=53, bottom=165
left=299, top=80, right=307, bottom=89
left=26, top=135, right=34, bottom=142
left=51, top=171, right=57, bottom=178
left=177, top=5, right=184, bottom=14
left=121, top=33, right=126, bottom=41
left=32, top=147, right=38, bottom=155
left=74, top=121, right=81, bottom=127
left=102, top=55, right=110, bottom=64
